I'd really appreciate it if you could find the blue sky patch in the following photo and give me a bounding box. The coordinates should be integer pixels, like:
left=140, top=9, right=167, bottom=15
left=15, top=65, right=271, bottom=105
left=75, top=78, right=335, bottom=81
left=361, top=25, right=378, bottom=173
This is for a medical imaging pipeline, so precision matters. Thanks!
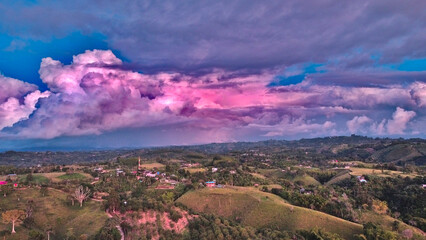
left=0, top=31, right=119, bottom=90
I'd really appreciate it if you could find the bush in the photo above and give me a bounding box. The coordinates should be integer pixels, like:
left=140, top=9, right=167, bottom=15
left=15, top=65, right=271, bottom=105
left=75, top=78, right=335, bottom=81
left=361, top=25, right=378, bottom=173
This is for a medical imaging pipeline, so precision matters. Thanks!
left=28, top=230, right=45, bottom=240
left=169, top=209, right=182, bottom=222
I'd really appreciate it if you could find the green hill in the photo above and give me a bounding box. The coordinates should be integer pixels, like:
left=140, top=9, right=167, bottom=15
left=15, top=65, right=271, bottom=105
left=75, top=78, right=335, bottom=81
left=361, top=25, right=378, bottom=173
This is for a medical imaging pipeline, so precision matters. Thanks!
left=0, top=188, right=108, bottom=240
left=177, top=187, right=362, bottom=239
left=370, top=143, right=425, bottom=164
left=325, top=170, right=352, bottom=186
left=292, top=174, right=321, bottom=186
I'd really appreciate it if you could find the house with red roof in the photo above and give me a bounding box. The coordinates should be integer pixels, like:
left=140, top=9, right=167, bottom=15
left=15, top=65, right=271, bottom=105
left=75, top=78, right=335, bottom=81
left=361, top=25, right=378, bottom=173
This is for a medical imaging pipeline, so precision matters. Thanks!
left=206, top=181, right=216, bottom=188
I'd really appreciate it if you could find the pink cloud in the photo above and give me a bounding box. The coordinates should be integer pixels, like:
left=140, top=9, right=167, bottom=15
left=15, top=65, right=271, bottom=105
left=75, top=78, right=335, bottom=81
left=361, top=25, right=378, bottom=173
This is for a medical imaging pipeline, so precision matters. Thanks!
left=346, top=116, right=372, bottom=134
left=349, top=108, right=417, bottom=136
left=410, top=81, right=426, bottom=107
left=386, top=107, right=416, bottom=134
left=1, top=50, right=423, bottom=141
left=0, top=75, right=50, bottom=130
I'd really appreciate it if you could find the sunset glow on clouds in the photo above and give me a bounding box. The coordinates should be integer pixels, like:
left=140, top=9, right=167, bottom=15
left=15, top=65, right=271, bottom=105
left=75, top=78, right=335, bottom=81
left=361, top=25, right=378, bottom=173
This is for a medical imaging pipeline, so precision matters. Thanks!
left=0, top=1, right=425, bottom=148
left=0, top=49, right=424, bottom=146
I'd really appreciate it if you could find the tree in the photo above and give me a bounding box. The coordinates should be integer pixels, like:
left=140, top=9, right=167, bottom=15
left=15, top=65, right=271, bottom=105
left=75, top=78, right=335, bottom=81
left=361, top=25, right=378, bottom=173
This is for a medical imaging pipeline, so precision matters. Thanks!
left=298, top=227, right=344, bottom=240
left=1, top=184, right=13, bottom=197
left=94, top=219, right=121, bottom=240
left=106, top=190, right=120, bottom=213
left=26, top=173, right=34, bottom=182
left=28, top=230, right=45, bottom=240
left=371, top=199, right=388, bottom=215
left=72, top=185, right=91, bottom=207
left=363, top=222, right=397, bottom=240
left=67, top=194, right=75, bottom=206
left=0, top=230, right=10, bottom=240
left=161, top=192, right=175, bottom=204
left=45, top=225, right=53, bottom=240
left=40, top=185, right=48, bottom=196
left=25, top=200, right=35, bottom=218
left=1, top=209, right=25, bottom=233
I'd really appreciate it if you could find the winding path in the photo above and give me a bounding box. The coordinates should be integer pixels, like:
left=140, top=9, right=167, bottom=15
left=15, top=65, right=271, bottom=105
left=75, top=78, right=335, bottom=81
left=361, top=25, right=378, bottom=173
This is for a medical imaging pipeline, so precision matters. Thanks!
left=107, top=212, right=125, bottom=240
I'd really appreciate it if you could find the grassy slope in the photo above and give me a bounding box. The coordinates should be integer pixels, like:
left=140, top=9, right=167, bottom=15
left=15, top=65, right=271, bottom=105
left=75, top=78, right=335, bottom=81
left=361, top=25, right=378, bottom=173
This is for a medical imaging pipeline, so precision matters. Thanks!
left=140, top=162, right=165, bottom=170
left=186, top=168, right=207, bottom=173
left=371, top=144, right=423, bottom=163
left=1, top=172, right=92, bottom=183
left=57, top=172, right=88, bottom=180
left=0, top=188, right=107, bottom=240
left=177, top=187, right=362, bottom=239
left=360, top=211, right=425, bottom=238
left=292, top=174, right=321, bottom=186
left=349, top=167, right=417, bottom=178
left=19, top=175, right=50, bottom=185
left=325, top=170, right=352, bottom=186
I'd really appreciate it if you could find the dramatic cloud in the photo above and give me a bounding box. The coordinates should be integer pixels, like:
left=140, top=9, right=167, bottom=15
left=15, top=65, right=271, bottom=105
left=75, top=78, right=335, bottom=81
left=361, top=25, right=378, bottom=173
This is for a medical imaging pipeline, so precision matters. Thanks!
left=1, top=50, right=423, bottom=143
left=347, top=116, right=372, bottom=134
left=1, top=1, right=426, bottom=72
left=0, top=75, right=49, bottom=130
left=410, top=81, right=426, bottom=107
left=347, top=108, right=418, bottom=135
left=386, top=107, right=416, bottom=134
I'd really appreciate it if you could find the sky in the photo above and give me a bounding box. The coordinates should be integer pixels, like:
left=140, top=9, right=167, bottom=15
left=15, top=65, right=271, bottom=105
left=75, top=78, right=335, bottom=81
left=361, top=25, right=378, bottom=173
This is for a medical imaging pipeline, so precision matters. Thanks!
left=0, top=0, right=425, bottom=150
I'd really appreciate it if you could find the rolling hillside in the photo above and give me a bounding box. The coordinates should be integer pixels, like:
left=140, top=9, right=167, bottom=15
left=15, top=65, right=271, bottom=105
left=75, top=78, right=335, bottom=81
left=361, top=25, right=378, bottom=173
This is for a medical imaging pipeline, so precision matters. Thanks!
left=369, top=142, right=426, bottom=164
left=177, top=187, right=363, bottom=239
left=0, top=188, right=108, bottom=240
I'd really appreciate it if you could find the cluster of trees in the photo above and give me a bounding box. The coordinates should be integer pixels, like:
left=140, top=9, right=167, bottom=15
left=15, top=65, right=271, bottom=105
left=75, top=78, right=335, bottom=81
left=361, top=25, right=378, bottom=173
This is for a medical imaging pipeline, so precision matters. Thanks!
left=338, top=175, right=426, bottom=231
left=271, top=187, right=359, bottom=222
left=185, top=215, right=258, bottom=240
left=353, top=222, right=398, bottom=240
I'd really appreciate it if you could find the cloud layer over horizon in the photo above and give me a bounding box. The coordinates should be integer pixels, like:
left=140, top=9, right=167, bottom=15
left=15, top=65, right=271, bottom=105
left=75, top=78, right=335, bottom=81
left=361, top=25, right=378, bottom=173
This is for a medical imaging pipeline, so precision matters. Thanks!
left=0, top=50, right=424, bottom=147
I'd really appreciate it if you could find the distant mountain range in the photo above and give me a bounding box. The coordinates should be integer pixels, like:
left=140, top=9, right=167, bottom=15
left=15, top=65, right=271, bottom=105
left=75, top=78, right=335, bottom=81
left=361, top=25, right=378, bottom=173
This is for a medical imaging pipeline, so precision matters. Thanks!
left=0, top=135, right=425, bottom=166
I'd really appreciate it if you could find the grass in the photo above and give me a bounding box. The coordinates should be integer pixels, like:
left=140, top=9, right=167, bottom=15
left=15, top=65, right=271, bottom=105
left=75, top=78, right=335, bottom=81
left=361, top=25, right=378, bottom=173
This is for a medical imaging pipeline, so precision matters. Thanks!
left=292, top=174, right=321, bottom=186
left=0, top=188, right=108, bottom=240
left=325, top=172, right=351, bottom=186
left=57, top=173, right=87, bottom=180
left=250, top=172, right=267, bottom=179
left=20, top=175, right=50, bottom=185
left=257, top=184, right=282, bottom=191
left=185, top=168, right=207, bottom=173
left=177, top=187, right=362, bottom=239
left=255, top=168, right=287, bottom=179
left=140, top=162, right=165, bottom=170
left=0, top=172, right=92, bottom=184
left=348, top=167, right=417, bottom=178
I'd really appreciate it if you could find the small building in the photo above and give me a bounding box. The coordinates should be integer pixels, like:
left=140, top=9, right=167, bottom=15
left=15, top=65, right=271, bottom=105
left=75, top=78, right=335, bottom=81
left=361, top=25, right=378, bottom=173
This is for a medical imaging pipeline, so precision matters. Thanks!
left=357, top=176, right=367, bottom=183
left=145, top=172, right=157, bottom=178
left=116, top=169, right=125, bottom=176
left=206, top=181, right=216, bottom=188
left=212, top=168, right=218, bottom=173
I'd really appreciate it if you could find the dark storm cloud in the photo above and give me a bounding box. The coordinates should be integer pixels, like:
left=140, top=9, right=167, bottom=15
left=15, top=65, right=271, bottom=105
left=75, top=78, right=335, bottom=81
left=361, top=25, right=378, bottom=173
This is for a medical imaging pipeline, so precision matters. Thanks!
left=1, top=0, right=426, bottom=72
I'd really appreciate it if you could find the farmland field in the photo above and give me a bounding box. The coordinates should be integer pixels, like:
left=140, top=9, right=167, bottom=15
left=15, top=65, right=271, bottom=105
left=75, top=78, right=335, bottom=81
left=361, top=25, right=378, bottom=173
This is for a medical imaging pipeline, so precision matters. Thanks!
left=139, top=162, right=165, bottom=170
